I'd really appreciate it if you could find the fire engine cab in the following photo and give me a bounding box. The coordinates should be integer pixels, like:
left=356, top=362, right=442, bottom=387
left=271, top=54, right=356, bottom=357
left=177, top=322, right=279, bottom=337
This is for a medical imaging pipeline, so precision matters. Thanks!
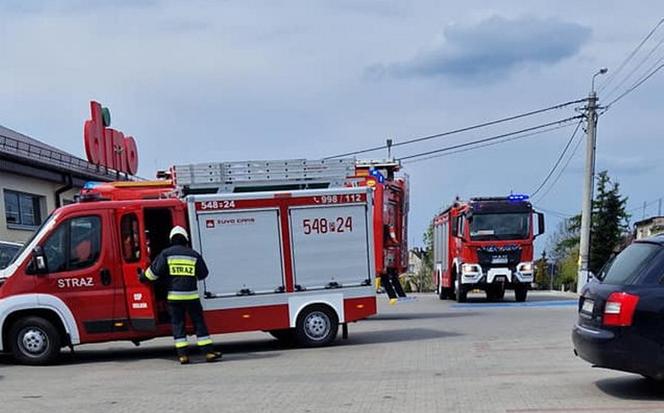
left=0, top=159, right=382, bottom=364
left=432, top=195, right=545, bottom=303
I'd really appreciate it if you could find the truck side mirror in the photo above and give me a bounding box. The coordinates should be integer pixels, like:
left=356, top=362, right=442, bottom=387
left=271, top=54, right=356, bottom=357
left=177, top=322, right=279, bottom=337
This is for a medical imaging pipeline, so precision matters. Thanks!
left=27, top=246, right=48, bottom=275
left=451, top=216, right=465, bottom=240
left=451, top=217, right=460, bottom=238
left=535, top=212, right=545, bottom=238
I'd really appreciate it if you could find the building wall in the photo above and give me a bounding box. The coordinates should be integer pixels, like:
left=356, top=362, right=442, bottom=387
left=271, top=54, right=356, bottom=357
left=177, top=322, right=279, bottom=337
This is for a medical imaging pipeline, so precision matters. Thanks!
left=0, top=171, right=79, bottom=243
left=635, top=217, right=664, bottom=240
left=407, top=251, right=423, bottom=275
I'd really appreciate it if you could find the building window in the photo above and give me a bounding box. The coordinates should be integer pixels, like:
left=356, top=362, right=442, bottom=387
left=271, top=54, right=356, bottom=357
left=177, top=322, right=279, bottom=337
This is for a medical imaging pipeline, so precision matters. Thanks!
left=4, top=190, right=43, bottom=228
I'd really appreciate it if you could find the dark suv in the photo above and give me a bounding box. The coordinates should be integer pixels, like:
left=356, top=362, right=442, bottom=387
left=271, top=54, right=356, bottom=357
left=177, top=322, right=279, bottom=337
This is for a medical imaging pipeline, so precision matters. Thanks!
left=0, top=241, right=21, bottom=269
left=572, top=235, right=664, bottom=380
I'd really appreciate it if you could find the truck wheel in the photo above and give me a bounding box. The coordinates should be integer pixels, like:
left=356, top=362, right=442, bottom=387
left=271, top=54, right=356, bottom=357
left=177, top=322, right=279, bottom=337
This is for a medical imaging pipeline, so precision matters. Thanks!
left=9, top=316, right=62, bottom=365
left=268, top=328, right=296, bottom=345
left=455, top=285, right=467, bottom=303
left=437, top=283, right=447, bottom=300
left=515, top=285, right=528, bottom=302
left=295, top=305, right=338, bottom=347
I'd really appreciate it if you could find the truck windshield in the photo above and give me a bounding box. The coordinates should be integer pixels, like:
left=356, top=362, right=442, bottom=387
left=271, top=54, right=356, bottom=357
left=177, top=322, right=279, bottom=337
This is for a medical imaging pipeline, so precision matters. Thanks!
left=469, top=213, right=530, bottom=241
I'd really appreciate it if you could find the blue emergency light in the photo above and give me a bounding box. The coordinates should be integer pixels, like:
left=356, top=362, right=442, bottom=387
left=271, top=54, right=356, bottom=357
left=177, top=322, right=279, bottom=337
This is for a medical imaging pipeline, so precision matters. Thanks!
left=508, top=193, right=529, bottom=202
left=369, top=168, right=385, bottom=183
left=83, top=181, right=101, bottom=190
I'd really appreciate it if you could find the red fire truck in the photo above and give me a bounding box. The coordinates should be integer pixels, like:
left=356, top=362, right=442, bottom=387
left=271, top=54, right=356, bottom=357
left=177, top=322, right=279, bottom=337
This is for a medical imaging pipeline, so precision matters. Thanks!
left=0, top=159, right=385, bottom=365
left=352, top=161, right=409, bottom=300
left=432, top=195, right=545, bottom=303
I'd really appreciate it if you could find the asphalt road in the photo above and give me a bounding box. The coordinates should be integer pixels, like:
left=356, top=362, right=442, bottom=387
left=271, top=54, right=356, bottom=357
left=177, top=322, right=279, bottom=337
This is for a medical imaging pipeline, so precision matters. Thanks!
left=2, top=291, right=663, bottom=413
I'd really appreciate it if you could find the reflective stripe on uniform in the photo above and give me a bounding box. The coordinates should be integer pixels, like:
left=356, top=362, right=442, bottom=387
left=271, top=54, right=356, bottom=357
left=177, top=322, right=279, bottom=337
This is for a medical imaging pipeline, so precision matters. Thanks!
left=167, top=290, right=200, bottom=300
left=197, top=336, right=213, bottom=346
left=167, top=255, right=197, bottom=277
left=174, top=338, right=189, bottom=349
left=144, top=267, right=159, bottom=281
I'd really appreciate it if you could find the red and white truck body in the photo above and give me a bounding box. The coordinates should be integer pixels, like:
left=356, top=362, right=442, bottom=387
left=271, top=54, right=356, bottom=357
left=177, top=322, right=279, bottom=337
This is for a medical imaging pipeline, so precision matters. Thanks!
left=173, top=158, right=410, bottom=299
left=351, top=161, right=409, bottom=299
left=432, top=196, right=545, bottom=303
left=0, top=183, right=376, bottom=364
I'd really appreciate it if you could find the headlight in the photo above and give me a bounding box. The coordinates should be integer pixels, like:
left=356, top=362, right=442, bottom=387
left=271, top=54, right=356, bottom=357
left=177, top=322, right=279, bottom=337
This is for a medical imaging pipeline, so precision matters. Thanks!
left=517, top=262, right=534, bottom=273
left=461, top=263, right=481, bottom=275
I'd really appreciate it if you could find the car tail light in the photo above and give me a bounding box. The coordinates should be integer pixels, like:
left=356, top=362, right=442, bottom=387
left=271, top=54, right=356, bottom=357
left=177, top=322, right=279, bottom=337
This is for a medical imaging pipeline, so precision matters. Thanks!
left=603, top=292, right=640, bottom=327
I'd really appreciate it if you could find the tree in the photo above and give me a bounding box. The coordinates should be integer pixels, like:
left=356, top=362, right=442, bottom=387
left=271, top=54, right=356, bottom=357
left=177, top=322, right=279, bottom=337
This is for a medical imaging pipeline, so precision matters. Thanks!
left=534, top=250, right=549, bottom=289
left=547, top=217, right=581, bottom=291
left=557, top=249, right=579, bottom=291
left=418, top=223, right=434, bottom=292
left=589, top=171, right=630, bottom=274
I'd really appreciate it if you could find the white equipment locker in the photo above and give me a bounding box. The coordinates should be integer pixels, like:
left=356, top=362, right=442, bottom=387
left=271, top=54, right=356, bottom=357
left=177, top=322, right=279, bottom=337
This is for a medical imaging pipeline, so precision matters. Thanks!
left=187, top=187, right=375, bottom=304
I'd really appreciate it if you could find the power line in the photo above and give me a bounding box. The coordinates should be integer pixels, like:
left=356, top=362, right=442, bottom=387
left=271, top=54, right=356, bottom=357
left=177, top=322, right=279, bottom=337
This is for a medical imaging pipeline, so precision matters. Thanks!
left=533, top=205, right=575, bottom=219
left=627, top=198, right=661, bottom=213
left=599, top=17, right=664, bottom=93
left=532, top=127, right=585, bottom=203
left=399, top=115, right=584, bottom=162
left=603, top=33, right=664, bottom=101
left=604, top=61, right=664, bottom=109
left=324, top=98, right=588, bottom=159
left=401, top=122, right=574, bottom=165
left=531, top=120, right=584, bottom=197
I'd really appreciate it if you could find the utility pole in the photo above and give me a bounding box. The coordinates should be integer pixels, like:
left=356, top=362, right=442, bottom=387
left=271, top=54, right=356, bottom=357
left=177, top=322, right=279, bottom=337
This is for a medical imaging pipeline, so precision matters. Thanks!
left=578, top=68, right=607, bottom=293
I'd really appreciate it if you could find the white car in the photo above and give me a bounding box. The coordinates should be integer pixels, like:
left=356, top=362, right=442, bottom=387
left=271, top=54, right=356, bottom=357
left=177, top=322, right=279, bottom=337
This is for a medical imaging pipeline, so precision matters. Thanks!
left=0, top=241, right=21, bottom=269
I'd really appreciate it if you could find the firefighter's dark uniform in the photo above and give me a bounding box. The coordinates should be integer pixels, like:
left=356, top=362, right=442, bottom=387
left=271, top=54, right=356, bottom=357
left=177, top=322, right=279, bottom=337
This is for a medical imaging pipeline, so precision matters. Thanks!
left=144, top=244, right=214, bottom=357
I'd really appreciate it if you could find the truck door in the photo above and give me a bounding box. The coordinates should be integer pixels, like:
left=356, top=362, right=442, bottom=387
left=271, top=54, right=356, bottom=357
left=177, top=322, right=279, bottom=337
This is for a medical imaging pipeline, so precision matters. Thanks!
left=32, top=209, right=129, bottom=337
left=117, top=207, right=159, bottom=331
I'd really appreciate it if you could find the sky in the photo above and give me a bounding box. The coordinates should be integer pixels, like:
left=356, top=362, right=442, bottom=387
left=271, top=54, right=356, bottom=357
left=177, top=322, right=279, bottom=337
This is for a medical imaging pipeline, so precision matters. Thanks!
left=1, top=0, right=663, bottom=252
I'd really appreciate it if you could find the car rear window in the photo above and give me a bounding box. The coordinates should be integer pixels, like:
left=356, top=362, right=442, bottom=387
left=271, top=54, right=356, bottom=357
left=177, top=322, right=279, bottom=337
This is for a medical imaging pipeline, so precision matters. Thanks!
left=599, top=242, right=664, bottom=285
left=0, top=245, right=19, bottom=269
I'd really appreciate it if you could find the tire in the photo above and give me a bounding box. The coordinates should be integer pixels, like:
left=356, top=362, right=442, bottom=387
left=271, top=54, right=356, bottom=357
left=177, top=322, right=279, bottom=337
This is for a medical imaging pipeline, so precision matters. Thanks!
left=437, top=283, right=447, bottom=300
left=295, top=305, right=339, bottom=347
left=268, top=328, right=296, bottom=345
left=9, top=316, right=62, bottom=365
left=515, top=285, right=528, bottom=302
left=455, top=284, right=467, bottom=303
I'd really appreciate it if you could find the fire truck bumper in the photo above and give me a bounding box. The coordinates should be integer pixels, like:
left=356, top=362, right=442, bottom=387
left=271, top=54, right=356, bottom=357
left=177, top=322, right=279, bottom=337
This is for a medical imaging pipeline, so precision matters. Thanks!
left=460, top=263, right=533, bottom=287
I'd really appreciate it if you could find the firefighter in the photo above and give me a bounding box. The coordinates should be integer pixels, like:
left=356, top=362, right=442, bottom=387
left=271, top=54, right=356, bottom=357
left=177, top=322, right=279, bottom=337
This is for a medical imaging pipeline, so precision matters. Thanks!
left=142, top=226, right=222, bottom=364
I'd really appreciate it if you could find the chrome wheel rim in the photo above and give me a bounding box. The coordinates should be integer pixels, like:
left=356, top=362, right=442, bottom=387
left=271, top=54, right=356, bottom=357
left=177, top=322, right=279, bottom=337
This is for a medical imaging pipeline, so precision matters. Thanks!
left=303, top=311, right=330, bottom=341
left=19, top=327, right=49, bottom=357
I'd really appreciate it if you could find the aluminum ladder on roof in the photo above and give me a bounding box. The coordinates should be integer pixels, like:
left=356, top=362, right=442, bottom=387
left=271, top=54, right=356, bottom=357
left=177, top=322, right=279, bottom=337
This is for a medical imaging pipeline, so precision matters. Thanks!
left=172, top=158, right=356, bottom=193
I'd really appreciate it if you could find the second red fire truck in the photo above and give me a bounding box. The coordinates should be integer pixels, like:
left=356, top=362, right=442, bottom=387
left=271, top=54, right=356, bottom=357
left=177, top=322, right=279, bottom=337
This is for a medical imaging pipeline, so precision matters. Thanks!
left=432, top=195, right=545, bottom=303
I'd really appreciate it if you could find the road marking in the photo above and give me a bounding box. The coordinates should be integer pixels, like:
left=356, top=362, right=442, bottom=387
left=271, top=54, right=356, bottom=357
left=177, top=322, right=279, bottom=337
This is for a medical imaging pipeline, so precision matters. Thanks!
left=452, top=300, right=577, bottom=309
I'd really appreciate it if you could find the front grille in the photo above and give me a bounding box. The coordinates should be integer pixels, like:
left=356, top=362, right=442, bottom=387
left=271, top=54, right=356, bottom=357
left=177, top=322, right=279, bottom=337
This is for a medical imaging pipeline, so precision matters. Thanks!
left=477, top=245, right=522, bottom=272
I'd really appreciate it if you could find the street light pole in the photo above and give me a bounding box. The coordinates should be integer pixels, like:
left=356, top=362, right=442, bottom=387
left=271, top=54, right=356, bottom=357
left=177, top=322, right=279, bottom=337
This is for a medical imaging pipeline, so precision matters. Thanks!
left=577, top=68, right=607, bottom=293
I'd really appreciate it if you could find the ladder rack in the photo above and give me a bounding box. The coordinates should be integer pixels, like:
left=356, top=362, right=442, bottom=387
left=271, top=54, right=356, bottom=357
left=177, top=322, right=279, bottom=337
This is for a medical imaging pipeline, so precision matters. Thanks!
left=172, top=158, right=356, bottom=194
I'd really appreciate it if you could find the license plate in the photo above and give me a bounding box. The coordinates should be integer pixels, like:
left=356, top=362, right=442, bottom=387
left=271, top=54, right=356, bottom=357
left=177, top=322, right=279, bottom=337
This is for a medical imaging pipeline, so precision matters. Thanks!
left=492, top=256, right=508, bottom=264
left=494, top=276, right=507, bottom=283
left=581, top=298, right=594, bottom=314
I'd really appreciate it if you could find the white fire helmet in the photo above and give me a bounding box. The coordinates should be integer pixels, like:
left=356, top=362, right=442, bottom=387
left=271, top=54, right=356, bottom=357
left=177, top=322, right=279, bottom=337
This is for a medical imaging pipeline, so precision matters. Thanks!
left=169, top=225, right=189, bottom=241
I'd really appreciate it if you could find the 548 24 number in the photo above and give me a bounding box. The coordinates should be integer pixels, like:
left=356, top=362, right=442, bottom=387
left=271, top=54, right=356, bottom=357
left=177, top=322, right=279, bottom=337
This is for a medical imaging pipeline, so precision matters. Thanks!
left=303, top=217, right=353, bottom=235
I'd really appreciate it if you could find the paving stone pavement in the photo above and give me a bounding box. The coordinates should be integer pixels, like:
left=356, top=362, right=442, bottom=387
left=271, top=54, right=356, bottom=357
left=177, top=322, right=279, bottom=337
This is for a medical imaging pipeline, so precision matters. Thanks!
left=1, top=291, right=663, bottom=413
